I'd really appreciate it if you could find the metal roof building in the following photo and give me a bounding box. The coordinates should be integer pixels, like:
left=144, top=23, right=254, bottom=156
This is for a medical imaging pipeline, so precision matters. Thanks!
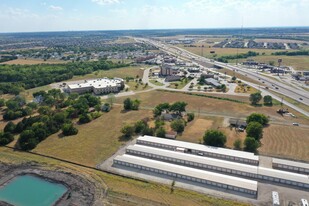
left=272, top=158, right=309, bottom=175
left=126, top=145, right=258, bottom=178
left=126, top=145, right=309, bottom=189
left=136, top=135, right=259, bottom=165
left=114, top=154, right=258, bottom=196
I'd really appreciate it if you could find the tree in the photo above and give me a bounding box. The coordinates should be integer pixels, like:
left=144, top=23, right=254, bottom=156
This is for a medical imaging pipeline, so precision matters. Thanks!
left=132, top=99, right=141, bottom=110
left=170, top=101, right=187, bottom=115
left=62, top=123, right=78, bottom=136
left=123, top=98, right=133, bottom=110
left=246, top=122, right=263, bottom=141
left=233, top=138, right=242, bottom=150
left=153, top=103, right=170, bottom=117
left=4, top=121, right=16, bottom=133
left=203, top=129, right=226, bottom=147
left=220, top=84, right=227, bottom=92
left=121, top=125, right=135, bottom=138
left=0, top=98, right=5, bottom=107
left=244, top=137, right=259, bottom=153
left=19, top=130, right=37, bottom=150
left=0, top=132, right=14, bottom=146
left=134, top=121, right=147, bottom=133
left=263, top=95, right=273, bottom=106
left=155, top=127, right=166, bottom=138
left=79, top=113, right=92, bottom=124
left=171, top=119, right=185, bottom=133
left=187, top=113, right=195, bottom=122
left=232, top=76, right=237, bottom=81
left=246, top=113, right=269, bottom=126
left=249, top=92, right=262, bottom=105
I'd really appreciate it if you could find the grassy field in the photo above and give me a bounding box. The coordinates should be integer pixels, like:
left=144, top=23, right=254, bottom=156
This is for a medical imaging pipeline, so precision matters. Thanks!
left=179, top=43, right=309, bottom=71
left=218, top=68, right=263, bottom=85
left=179, top=117, right=246, bottom=149
left=33, top=105, right=152, bottom=166
left=0, top=58, right=66, bottom=65
left=259, top=125, right=309, bottom=162
left=168, top=80, right=188, bottom=89
left=115, top=90, right=309, bottom=123
left=71, top=65, right=146, bottom=81
left=20, top=85, right=52, bottom=101
left=126, top=81, right=152, bottom=91
left=149, top=79, right=164, bottom=86
left=234, top=85, right=259, bottom=94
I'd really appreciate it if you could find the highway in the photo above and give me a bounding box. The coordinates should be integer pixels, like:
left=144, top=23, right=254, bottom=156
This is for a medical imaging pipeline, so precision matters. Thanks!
left=135, top=37, right=309, bottom=117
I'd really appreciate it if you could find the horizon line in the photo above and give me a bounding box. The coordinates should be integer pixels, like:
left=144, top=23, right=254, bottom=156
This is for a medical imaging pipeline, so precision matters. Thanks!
left=1, top=26, right=309, bottom=35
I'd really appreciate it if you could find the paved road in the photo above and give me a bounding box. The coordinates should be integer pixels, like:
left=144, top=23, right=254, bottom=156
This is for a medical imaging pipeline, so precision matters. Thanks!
left=136, top=38, right=309, bottom=117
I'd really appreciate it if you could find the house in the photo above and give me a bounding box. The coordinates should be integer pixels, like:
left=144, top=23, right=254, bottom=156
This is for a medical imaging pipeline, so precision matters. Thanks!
left=161, top=113, right=180, bottom=121
left=165, top=131, right=177, bottom=139
left=229, top=118, right=247, bottom=129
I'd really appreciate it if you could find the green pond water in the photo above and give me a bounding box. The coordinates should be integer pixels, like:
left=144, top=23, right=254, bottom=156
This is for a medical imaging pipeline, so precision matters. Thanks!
left=0, top=175, right=67, bottom=206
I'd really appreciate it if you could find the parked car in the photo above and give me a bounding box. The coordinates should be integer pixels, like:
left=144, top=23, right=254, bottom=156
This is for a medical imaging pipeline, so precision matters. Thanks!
left=292, top=123, right=299, bottom=126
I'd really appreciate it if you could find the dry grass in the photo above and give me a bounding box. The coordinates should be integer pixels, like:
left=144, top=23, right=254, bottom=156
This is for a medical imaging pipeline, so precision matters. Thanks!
left=71, top=66, right=146, bottom=81
left=218, top=68, right=263, bottom=85
left=179, top=117, right=246, bottom=149
left=254, top=39, right=307, bottom=44
left=259, top=125, right=309, bottom=162
left=0, top=146, right=250, bottom=206
left=33, top=105, right=152, bottom=166
left=115, top=90, right=309, bottom=123
left=0, top=58, right=66, bottom=65
left=234, top=85, right=259, bottom=94
left=248, top=55, right=309, bottom=71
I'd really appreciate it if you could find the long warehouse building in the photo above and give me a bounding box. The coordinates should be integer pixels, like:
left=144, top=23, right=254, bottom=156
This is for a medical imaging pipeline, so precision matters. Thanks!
left=126, top=145, right=309, bottom=190
left=272, top=158, right=309, bottom=175
left=113, top=154, right=258, bottom=197
left=136, top=135, right=259, bottom=165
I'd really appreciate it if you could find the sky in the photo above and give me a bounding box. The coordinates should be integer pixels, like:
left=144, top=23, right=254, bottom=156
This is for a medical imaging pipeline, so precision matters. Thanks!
left=0, top=0, right=309, bottom=32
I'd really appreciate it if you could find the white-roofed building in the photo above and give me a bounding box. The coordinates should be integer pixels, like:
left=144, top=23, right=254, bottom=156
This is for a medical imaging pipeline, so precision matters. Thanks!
left=67, top=78, right=124, bottom=94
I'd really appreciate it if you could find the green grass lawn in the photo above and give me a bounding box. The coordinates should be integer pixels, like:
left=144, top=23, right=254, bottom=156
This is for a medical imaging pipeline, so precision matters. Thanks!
left=168, top=79, right=189, bottom=89
left=149, top=79, right=164, bottom=86
left=71, top=65, right=147, bottom=81
left=126, top=81, right=152, bottom=91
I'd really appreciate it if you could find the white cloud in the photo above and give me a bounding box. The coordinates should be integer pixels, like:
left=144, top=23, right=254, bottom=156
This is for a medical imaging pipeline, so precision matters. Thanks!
left=92, top=0, right=120, bottom=5
left=49, top=5, right=63, bottom=11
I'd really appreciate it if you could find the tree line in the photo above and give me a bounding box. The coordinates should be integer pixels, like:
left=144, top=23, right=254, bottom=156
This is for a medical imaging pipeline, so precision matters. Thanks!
left=0, top=59, right=129, bottom=95
left=272, top=50, right=309, bottom=56
left=0, top=89, right=104, bottom=150
left=215, top=51, right=259, bottom=63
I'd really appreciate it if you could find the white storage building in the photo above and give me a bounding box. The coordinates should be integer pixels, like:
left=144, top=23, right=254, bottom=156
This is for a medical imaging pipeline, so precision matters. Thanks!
left=272, top=158, right=309, bottom=175
left=126, top=145, right=309, bottom=189
left=113, top=154, right=258, bottom=196
left=136, top=135, right=259, bottom=165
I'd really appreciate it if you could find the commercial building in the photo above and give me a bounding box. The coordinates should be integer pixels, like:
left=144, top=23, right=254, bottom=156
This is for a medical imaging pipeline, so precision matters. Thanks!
left=136, top=135, right=259, bottom=165
left=67, top=78, right=124, bottom=94
left=114, top=154, right=258, bottom=197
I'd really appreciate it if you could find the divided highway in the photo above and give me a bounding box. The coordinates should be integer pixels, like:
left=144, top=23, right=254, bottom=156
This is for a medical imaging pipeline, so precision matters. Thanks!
left=136, top=38, right=309, bottom=117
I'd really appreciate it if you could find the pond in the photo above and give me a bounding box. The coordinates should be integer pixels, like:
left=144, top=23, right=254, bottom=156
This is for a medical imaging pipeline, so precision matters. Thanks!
left=0, top=175, right=67, bottom=206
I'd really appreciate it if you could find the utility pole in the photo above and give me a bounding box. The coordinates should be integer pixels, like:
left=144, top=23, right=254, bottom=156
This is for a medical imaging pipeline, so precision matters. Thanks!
left=278, top=59, right=282, bottom=76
